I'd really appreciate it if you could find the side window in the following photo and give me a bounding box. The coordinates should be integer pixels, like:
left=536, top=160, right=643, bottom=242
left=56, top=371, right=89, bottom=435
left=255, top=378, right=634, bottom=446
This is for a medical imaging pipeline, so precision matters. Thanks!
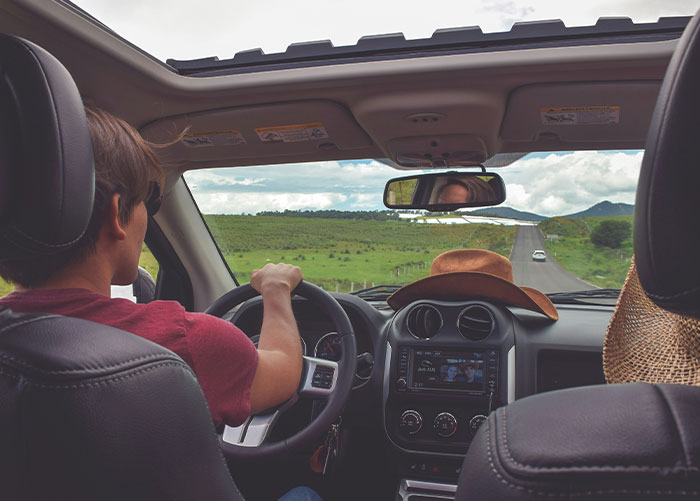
left=0, top=278, right=12, bottom=297
left=138, top=243, right=160, bottom=282
left=111, top=244, right=160, bottom=303
left=0, top=245, right=161, bottom=300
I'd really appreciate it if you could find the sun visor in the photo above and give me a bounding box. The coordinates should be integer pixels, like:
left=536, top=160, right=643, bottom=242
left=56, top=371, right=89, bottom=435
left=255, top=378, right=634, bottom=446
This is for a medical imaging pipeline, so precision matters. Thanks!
left=140, top=100, right=374, bottom=168
left=501, top=82, right=661, bottom=147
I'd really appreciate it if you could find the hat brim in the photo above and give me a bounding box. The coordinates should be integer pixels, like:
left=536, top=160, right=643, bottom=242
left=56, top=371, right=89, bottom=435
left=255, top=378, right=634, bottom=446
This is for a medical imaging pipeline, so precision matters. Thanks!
left=387, top=271, right=558, bottom=320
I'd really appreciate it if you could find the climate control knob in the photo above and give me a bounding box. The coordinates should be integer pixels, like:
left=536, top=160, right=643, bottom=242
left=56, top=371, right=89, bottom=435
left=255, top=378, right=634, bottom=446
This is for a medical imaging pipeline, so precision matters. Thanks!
left=433, top=412, right=458, bottom=438
left=469, top=414, right=488, bottom=436
left=399, top=410, right=423, bottom=435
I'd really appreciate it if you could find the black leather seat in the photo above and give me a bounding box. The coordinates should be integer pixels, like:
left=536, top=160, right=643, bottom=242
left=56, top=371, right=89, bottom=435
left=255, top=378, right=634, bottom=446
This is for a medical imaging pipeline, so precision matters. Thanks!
left=0, top=35, right=243, bottom=500
left=456, top=8, right=700, bottom=500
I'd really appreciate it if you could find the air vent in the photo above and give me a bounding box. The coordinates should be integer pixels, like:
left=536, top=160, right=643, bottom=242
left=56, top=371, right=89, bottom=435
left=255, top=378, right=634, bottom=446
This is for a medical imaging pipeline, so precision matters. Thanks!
left=457, top=306, right=494, bottom=341
left=407, top=305, right=442, bottom=339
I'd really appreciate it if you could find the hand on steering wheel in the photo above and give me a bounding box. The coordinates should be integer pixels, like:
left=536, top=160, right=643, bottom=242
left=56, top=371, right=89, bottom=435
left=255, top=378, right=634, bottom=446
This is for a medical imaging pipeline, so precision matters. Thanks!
left=204, top=280, right=356, bottom=460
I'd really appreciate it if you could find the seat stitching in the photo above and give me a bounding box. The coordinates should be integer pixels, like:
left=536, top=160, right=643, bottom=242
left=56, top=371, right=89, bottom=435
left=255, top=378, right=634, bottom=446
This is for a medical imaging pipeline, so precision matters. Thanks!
left=500, top=407, right=699, bottom=473
left=484, top=414, right=700, bottom=497
left=4, top=224, right=85, bottom=248
left=485, top=413, right=567, bottom=497
left=18, top=361, right=195, bottom=389
left=653, top=385, right=694, bottom=467
left=0, top=315, right=63, bottom=333
left=0, top=351, right=180, bottom=374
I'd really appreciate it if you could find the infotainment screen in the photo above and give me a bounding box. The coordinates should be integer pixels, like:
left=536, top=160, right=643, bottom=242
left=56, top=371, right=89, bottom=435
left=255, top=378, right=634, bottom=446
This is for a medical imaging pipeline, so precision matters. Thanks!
left=410, top=349, right=486, bottom=392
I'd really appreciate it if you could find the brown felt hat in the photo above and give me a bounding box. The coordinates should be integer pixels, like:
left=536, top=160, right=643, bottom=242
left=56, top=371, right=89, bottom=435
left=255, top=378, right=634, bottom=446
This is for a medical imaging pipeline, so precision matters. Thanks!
left=604, top=257, right=700, bottom=385
left=387, top=249, right=558, bottom=320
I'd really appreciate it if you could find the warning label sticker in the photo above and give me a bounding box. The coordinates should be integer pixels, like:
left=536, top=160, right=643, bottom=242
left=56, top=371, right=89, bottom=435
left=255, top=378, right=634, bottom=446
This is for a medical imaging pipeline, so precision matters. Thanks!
left=255, top=122, right=329, bottom=143
left=540, top=106, right=620, bottom=125
left=181, top=130, right=247, bottom=148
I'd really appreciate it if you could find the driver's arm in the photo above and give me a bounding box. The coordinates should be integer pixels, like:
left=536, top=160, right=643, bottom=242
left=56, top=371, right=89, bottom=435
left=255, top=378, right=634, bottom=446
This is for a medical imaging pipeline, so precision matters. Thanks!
left=248, top=263, right=304, bottom=414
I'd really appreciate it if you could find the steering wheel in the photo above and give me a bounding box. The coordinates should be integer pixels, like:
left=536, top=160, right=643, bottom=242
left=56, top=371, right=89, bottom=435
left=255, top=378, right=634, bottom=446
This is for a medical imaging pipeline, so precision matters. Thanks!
left=205, top=280, right=356, bottom=461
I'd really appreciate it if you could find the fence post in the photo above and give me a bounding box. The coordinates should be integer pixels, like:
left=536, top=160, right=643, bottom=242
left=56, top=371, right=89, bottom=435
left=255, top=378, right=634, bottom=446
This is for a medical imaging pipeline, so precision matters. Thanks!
left=363, top=279, right=367, bottom=289
left=351, top=282, right=354, bottom=292
left=335, top=284, right=339, bottom=292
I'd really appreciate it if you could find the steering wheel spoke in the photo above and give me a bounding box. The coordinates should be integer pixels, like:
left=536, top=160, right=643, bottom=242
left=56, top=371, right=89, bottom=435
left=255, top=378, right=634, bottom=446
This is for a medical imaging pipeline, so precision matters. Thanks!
left=299, top=356, right=339, bottom=398
left=222, top=410, right=281, bottom=447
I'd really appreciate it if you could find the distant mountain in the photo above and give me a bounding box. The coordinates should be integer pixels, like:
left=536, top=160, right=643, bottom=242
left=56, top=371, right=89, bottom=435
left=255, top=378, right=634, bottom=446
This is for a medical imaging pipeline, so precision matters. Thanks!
left=468, top=206, right=545, bottom=222
left=565, top=201, right=634, bottom=219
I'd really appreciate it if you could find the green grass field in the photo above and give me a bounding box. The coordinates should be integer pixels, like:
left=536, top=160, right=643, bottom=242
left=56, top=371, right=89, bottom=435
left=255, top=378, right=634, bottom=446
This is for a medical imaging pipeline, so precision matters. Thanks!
left=0, top=213, right=635, bottom=295
left=0, top=218, right=514, bottom=296
left=539, top=215, right=633, bottom=289
left=205, top=215, right=516, bottom=292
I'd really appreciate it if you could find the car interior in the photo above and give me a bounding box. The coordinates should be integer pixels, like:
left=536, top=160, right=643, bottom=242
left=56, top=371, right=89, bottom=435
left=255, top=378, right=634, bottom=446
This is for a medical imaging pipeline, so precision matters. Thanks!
left=2, top=1, right=700, bottom=499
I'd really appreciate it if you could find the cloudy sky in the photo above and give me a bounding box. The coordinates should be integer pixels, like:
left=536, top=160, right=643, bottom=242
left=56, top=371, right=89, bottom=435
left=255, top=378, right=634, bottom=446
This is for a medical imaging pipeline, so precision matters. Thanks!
left=184, top=151, right=643, bottom=217
left=74, top=1, right=697, bottom=216
left=74, top=0, right=699, bottom=61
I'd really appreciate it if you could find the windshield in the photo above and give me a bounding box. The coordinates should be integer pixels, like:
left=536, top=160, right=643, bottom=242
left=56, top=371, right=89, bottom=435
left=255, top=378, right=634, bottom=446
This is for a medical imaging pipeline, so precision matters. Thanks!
left=185, top=150, right=639, bottom=296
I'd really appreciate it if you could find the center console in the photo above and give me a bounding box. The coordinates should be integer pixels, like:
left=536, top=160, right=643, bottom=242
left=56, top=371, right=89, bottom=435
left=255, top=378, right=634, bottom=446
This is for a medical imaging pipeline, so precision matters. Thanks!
left=383, top=300, right=515, bottom=493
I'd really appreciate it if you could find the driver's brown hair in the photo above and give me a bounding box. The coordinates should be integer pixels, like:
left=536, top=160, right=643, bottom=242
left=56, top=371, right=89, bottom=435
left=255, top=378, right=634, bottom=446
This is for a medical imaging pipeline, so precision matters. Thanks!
left=0, top=106, right=163, bottom=288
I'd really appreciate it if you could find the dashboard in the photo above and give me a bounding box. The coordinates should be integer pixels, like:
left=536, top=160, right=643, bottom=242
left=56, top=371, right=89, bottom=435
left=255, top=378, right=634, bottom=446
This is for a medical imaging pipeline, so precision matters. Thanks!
left=229, top=292, right=610, bottom=490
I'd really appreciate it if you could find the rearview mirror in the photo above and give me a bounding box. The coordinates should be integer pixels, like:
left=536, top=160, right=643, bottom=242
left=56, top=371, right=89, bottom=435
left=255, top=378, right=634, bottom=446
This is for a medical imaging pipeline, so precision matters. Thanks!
left=383, top=171, right=506, bottom=211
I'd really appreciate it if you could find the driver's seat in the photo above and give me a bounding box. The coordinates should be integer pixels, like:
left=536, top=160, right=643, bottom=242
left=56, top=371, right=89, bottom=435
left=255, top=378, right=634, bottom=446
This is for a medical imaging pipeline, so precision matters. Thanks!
left=0, top=35, right=243, bottom=500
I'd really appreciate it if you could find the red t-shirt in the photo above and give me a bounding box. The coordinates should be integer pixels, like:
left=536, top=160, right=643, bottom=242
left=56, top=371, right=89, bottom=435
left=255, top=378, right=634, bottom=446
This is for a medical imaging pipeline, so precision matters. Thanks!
left=0, top=288, right=258, bottom=426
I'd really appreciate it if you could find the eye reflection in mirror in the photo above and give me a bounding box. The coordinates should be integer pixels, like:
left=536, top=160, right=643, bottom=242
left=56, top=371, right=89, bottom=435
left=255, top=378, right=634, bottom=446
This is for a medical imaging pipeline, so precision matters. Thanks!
left=383, top=170, right=506, bottom=211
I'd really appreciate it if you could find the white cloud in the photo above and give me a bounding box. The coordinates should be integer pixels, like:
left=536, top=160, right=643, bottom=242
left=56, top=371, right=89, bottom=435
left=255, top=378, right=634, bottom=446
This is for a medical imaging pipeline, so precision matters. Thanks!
left=193, top=191, right=349, bottom=214
left=185, top=170, right=265, bottom=188
left=499, top=151, right=643, bottom=216
left=503, top=183, right=530, bottom=207
left=349, top=193, right=384, bottom=208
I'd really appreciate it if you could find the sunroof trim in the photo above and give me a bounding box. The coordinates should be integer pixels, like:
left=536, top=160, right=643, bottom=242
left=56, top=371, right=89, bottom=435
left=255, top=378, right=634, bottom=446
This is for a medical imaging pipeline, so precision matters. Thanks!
left=167, top=16, right=691, bottom=76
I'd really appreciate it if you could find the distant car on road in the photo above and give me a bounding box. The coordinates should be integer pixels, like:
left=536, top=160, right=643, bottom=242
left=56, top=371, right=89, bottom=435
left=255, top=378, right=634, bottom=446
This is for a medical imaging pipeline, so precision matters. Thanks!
left=532, top=250, right=547, bottom=262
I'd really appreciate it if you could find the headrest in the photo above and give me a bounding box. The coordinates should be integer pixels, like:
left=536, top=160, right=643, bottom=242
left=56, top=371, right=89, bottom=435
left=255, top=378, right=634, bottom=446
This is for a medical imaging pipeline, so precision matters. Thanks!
left=0, top=34, right=94, bottom=258
left=634, top=10, right=700, bottom=318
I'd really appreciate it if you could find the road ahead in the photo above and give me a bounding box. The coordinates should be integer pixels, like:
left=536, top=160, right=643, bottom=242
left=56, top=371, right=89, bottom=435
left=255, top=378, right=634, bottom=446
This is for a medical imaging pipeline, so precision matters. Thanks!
left=510, top=226, right=594, bottom=293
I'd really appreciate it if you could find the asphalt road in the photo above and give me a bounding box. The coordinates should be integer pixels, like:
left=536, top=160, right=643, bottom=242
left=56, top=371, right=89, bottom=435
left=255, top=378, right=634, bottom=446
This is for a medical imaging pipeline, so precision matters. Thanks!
left=510, top=226, right=594, bottom=293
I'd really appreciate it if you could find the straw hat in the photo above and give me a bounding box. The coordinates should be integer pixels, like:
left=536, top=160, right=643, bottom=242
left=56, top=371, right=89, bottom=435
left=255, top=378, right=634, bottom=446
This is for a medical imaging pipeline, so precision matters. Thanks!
left=387, top=249, right=558, bottom=320
left=604, top=256, right=700, bottom=384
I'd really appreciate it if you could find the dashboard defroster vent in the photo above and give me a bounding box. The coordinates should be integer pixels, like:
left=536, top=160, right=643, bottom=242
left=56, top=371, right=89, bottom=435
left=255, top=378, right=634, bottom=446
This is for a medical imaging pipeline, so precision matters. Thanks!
left=458, top=305, right=494, bottom=341
left=407, top=305, right=442, bottom=339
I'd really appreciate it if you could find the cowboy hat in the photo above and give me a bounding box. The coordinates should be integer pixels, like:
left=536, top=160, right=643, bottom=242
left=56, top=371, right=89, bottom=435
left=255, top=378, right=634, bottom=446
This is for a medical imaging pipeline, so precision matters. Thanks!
left=604, top=257, right=700, bottom=384
left=387, top=249, right=558, bottom=320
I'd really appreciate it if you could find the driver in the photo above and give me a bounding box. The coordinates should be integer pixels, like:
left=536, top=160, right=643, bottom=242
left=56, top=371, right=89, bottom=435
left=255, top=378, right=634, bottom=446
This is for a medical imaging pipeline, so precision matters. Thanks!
left=436, top=177, right=497, bottom=204
left=0, top=107, right=304, bottom=429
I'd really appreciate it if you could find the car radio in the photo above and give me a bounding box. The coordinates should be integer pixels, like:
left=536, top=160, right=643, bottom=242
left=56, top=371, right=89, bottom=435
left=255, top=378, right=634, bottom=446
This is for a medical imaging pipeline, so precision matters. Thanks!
left=395, top=346, right=498, bottom=397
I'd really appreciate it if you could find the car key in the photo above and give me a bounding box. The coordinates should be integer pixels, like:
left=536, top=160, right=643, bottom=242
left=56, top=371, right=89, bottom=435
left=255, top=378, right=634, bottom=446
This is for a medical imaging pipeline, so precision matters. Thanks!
left=322, top=421, right=340, bottom=475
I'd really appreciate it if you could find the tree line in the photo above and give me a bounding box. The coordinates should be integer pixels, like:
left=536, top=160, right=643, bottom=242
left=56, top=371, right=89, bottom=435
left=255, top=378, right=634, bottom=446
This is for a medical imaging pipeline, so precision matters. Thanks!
left=256, top=209, right=404, bottom=221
